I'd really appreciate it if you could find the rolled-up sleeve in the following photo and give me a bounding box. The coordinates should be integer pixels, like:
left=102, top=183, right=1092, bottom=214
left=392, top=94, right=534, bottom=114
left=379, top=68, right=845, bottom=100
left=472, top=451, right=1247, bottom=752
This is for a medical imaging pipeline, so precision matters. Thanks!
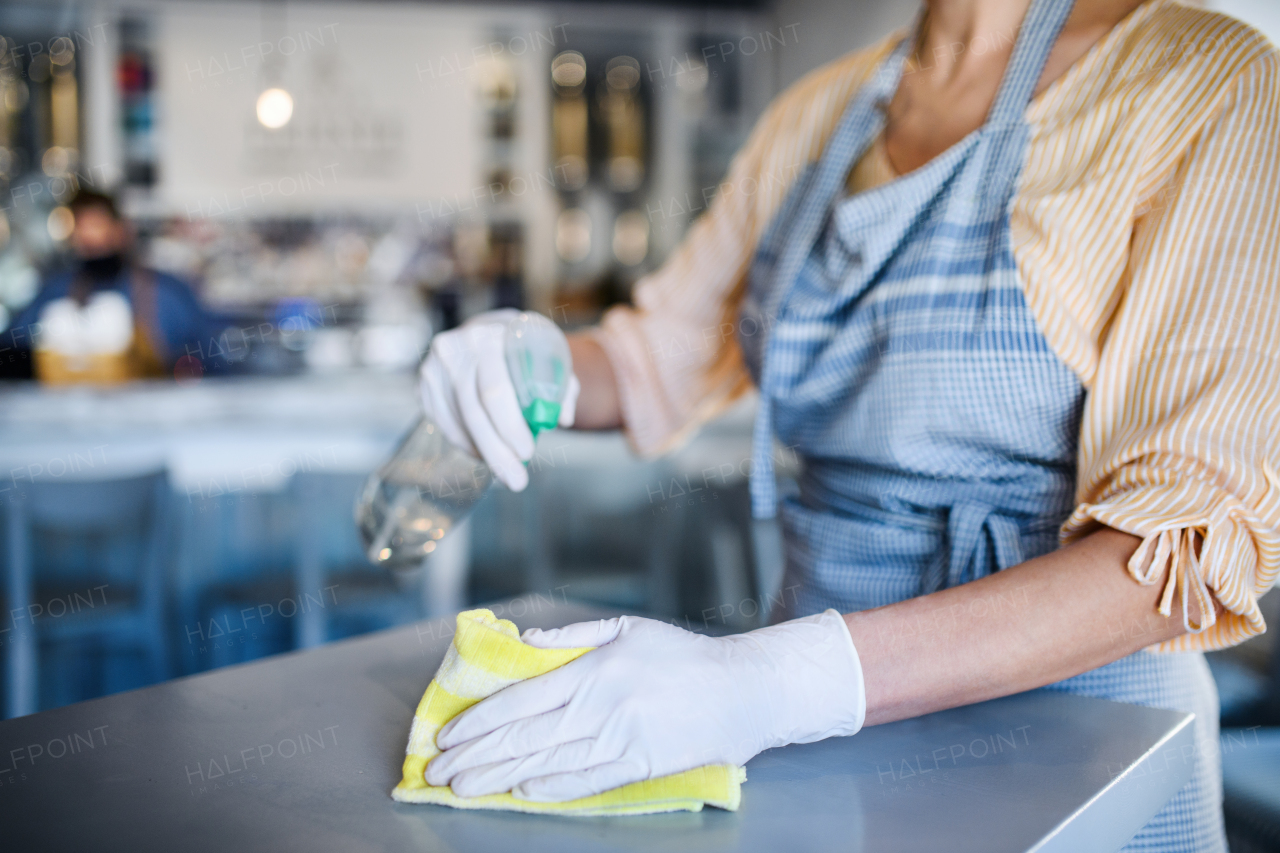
left=1061, top=51, right=1280, bottom=651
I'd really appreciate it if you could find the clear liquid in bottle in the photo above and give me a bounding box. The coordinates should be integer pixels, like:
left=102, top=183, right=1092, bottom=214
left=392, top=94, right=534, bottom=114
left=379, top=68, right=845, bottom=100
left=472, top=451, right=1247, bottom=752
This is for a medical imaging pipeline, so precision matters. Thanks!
left=356, top=311, right=571, bottom=570
left=356, top=418, right=493, bottom=569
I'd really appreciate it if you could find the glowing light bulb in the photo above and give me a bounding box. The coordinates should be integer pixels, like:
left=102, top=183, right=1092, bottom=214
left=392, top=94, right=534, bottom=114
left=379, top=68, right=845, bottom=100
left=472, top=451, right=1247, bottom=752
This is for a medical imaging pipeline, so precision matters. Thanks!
left=256, top=87, right=293, bottom=129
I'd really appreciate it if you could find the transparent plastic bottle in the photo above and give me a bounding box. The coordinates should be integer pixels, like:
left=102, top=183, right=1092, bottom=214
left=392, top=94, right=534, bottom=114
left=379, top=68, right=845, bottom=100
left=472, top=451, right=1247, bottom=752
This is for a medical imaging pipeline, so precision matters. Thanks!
left=356, top=312, right=572, bottom=569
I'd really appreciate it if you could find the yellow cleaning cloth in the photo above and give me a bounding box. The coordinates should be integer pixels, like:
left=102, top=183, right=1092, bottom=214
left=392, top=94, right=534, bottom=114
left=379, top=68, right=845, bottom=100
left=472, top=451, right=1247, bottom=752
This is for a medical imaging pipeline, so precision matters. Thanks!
left=392, top=609, right=746, bottom=815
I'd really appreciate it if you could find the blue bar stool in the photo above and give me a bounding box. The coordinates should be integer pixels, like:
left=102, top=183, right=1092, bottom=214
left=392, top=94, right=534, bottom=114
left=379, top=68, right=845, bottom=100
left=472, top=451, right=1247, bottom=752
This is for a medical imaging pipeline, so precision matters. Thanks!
left=175, top=489, right=295, bottom=673
left=3, top=469, right=172, bottom=718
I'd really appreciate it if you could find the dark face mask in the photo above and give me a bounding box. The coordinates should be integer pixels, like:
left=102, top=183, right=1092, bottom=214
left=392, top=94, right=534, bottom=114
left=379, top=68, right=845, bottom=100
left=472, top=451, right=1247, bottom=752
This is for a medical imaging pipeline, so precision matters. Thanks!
left=80, top=252, right=126, bottom=282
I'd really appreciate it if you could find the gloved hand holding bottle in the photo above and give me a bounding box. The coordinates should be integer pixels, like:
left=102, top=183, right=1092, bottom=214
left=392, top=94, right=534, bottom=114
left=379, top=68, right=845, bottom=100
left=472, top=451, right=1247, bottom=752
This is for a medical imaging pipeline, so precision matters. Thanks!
left=420, top=309, right=581, bottom=492
left=356, top=310, right=579, bottom=568
left=424, top=609, right=866, bottom=801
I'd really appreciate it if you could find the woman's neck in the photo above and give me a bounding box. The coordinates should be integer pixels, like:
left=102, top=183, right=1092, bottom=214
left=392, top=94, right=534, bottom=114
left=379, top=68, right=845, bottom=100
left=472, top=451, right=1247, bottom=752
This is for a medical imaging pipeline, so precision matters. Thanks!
left=884, top=0, right=1147, bottom=175
left=918, top=0, right=1033, bottom=79
left=912, top=0, right=1148, bottom=86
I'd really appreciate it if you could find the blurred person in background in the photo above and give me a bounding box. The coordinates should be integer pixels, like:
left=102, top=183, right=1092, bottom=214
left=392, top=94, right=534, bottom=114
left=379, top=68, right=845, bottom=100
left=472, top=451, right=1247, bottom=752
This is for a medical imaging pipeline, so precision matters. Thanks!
left=0, top=188, right=221, bottom=383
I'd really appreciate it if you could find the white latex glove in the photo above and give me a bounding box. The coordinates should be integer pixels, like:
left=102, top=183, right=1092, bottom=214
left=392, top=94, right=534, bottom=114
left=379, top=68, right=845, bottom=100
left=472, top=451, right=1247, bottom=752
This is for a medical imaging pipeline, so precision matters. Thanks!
left=425, top=610, right=865, bottom=802
left=419, top=310, right=579, bottom=492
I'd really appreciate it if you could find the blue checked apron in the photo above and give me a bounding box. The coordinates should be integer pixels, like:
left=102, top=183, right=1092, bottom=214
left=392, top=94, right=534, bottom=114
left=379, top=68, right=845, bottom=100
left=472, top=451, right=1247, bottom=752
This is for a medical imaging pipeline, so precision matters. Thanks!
left=739, top=0, right=1225, bottom=849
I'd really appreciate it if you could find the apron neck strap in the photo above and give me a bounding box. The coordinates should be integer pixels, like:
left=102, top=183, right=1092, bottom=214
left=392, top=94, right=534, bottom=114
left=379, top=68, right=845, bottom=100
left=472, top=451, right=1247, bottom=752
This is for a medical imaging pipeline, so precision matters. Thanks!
left=985, top=0, right=1077, bottom=126
left=868, top=10, right=924, bottom=107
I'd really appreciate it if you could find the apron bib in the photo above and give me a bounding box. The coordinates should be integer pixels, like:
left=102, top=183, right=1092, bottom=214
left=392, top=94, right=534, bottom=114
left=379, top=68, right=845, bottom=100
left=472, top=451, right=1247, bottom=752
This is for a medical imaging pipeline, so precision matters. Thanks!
left=739, top=1, right=1225, bottom=849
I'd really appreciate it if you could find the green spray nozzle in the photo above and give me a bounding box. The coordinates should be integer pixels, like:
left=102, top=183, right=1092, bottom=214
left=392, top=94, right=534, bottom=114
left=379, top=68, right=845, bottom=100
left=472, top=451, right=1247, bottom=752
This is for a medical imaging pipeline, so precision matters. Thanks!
left=523, top=399, right=562, bottom=438
left=504, top=312, right=573, bottom=444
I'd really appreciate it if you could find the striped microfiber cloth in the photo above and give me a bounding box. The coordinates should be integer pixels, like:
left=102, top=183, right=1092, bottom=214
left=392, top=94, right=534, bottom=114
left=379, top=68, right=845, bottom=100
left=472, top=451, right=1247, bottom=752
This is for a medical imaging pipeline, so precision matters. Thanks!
left=392, top=608, right=746, bottom=815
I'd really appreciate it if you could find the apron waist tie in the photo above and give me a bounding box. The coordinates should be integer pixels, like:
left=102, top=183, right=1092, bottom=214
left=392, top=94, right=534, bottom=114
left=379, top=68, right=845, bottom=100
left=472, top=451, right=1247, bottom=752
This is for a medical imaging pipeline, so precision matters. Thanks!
left=920, top=500, right=1026, bottom=595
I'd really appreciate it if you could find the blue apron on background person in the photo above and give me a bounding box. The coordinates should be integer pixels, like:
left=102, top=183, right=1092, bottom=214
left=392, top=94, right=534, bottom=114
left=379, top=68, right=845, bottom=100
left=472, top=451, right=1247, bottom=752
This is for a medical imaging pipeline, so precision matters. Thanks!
left=739, top=0, right=1225, bottom=849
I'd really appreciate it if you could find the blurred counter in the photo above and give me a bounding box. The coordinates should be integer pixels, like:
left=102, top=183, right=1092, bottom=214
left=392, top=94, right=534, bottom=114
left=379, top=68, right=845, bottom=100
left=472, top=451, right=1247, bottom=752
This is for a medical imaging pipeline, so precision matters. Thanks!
left=0, top=374, right=776, bottom=681
left=0, top=373, right=428, bottom=683
left=0, top=373, right=765, bottom=496
left=0, top=373, right=420, bottom=494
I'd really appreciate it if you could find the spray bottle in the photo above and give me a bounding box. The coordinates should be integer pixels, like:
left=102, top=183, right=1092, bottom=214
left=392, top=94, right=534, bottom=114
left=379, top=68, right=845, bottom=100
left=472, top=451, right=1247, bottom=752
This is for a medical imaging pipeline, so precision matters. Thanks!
left=356, top=312, right=572, bottom=568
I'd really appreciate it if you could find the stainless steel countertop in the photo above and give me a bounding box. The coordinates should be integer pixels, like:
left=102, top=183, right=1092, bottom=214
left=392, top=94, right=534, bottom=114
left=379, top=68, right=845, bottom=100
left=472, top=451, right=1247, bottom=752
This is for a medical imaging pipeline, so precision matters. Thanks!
left=0, top=596, right=1194, bottom=852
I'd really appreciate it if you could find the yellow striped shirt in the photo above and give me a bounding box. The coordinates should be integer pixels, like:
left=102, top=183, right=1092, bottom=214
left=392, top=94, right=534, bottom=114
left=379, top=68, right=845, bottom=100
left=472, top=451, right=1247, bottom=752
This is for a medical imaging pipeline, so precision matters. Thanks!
left=593, top=0, right=1280, bottom=651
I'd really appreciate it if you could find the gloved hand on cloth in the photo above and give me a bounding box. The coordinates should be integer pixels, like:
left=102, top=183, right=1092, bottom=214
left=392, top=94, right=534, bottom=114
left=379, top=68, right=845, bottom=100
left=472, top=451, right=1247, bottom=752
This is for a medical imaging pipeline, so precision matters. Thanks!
left=424, top=609, right=866, bottom=805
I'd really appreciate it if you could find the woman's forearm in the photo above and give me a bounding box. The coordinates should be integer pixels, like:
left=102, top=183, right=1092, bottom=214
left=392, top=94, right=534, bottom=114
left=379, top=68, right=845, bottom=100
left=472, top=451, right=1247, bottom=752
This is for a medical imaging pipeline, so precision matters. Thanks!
left=845, top=526, right=1194, bottom=726
left=567, top=333, right=623, bottom=430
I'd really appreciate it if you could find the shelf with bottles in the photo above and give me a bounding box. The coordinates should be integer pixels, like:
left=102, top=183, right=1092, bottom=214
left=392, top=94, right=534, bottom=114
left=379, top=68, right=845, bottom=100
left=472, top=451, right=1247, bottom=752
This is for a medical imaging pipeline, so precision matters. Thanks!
left=541, top=18, right=772, bottom=323
left=118, top=15, right=156, bottom=188
left=0, top=19, right=97, bottom=333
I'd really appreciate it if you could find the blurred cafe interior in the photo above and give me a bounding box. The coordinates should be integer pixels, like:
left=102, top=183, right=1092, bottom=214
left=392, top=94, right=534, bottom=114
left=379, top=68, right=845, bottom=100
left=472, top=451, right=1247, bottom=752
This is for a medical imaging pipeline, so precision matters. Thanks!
left=0, top=0, right=798, bottom=697
left=1, top=0, right=1279, bottom=848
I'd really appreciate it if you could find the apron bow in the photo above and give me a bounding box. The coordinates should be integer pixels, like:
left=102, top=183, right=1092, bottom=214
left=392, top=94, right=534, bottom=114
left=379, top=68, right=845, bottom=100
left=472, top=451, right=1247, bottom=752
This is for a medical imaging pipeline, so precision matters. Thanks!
left=921, top=500, right=1025, bottom=595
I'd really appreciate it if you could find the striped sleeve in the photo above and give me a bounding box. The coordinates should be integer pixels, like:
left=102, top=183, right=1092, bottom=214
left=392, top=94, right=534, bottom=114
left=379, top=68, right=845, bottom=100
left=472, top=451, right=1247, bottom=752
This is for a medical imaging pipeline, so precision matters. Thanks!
left=1061, top=49, right=1280, bottom=651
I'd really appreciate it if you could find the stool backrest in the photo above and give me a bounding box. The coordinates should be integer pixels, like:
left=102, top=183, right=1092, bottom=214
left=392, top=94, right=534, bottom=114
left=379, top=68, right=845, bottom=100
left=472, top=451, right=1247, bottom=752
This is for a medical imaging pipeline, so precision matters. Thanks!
left=4, top=469, right=172, bottom=718
left=6, top=468, right=171, bottom=611
left=23, top=470, right=168, bottom=533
